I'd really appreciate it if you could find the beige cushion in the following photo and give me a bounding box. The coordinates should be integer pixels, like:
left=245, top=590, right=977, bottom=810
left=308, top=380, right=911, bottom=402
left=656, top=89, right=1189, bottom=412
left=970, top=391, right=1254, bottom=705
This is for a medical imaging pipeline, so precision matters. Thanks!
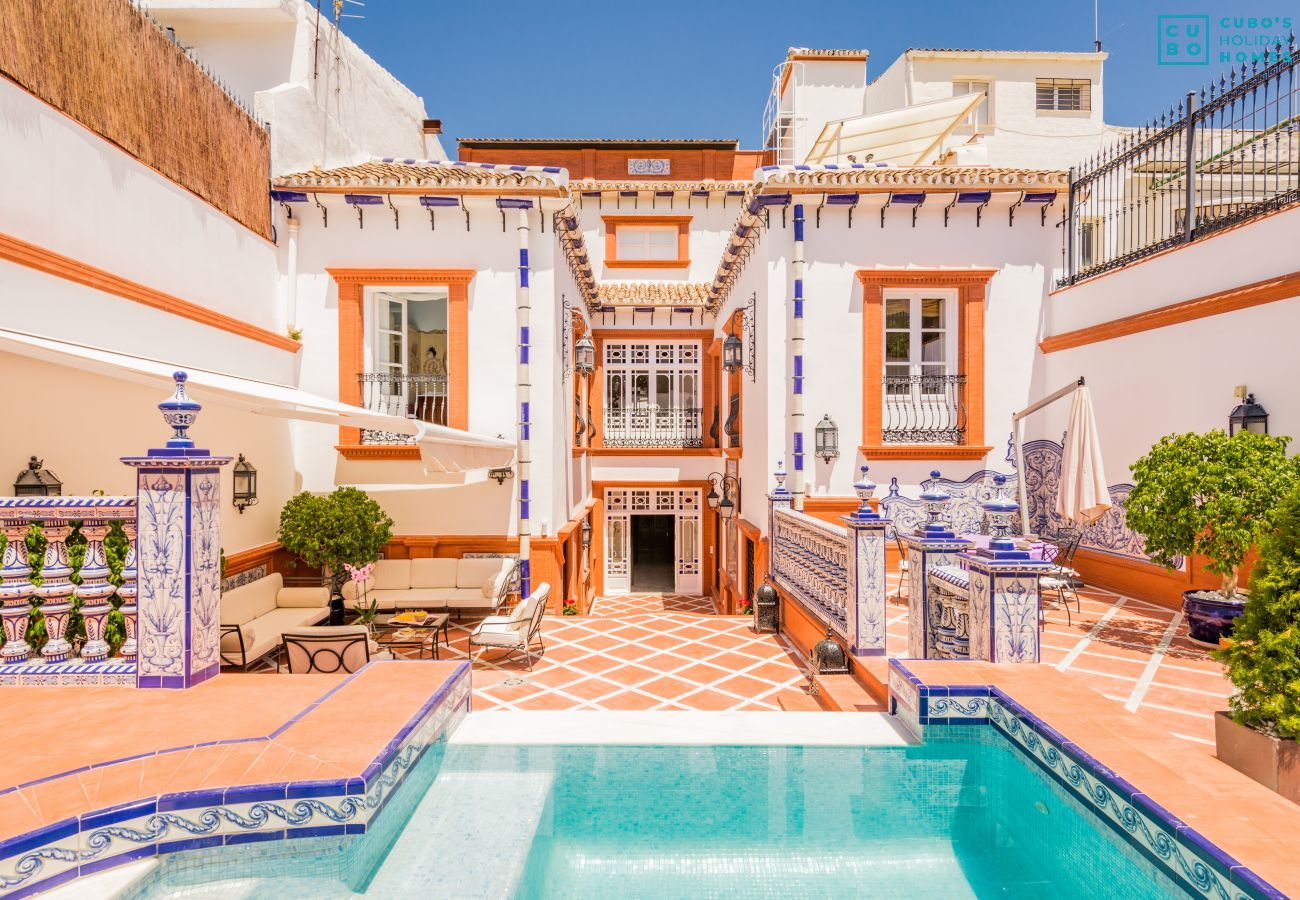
left=253, top=606, right=329, bottom=639
left=472, top=622, right=525, bottom=648
left=456, top=557, right=510, bottom=589
left=450, top=588, right=490, bottom=605
left=410, top=558, right=458, bottom=589
left=386, top=588, right=452, bottom=609
left=283, top=625, right=372, bottom=674
left=342, top=577, right=375, bottom=603
left=372, top=560, right=412, bottom=591
left=508, top=594, right=536, bottom=624
left=221, top=574, right=282, bottom=626
left=276, top=586, right=329, bottom=609
left=235, top=629, right=282, bottom=665
left=220, top=624, right=255, bottom=653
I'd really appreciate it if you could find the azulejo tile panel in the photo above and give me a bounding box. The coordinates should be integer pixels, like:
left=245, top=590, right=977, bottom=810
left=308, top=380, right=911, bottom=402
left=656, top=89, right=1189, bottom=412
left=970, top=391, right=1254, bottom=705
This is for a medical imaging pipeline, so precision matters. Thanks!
left=0, top=663, right=471, bottom=898
left=884, top=661, right=1280, bottom=900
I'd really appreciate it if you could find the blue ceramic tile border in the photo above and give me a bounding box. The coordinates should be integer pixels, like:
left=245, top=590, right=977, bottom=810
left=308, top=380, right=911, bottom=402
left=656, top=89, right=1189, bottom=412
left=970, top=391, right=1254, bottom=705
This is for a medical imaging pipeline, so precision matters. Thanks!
left=0, top=662, right=471, bottom=898
left=886, top=659, right=1285, bottom=900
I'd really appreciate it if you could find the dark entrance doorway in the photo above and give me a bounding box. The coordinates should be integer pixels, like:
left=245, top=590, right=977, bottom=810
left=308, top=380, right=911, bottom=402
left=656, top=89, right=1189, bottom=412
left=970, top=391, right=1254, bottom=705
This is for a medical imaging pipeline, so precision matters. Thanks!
left=631, top=515, right=675, bottom=592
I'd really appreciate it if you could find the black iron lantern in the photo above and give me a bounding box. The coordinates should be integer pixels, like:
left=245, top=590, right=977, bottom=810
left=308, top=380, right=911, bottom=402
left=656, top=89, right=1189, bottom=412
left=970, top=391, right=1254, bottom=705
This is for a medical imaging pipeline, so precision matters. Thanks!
left=231, top=454, right=258, bottom=513
left=810, top=623, right=850, bottom=676
left=581, top=517, right=592, bottom=552
left=815, top=414, right=839, bottom=463
left=574, top=334, right=595, bottom=376
left=753, top=581, right=779, bottom=633
left=1228, top=393, right=1268, bottom=436
left=14, top=456, right=61, bottom=496
left=722, top=331, right=743, bottom=373
left=705, top=484, right=720, bottom=509
left=718, top=494, right=735, bottom=520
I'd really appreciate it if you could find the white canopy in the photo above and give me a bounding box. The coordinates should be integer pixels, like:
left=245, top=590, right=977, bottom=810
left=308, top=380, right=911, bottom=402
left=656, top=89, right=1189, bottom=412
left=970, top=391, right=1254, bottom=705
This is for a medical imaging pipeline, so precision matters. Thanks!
left=0, top=327, right=515, bottom=474
left=804, top=93, right=985, bottom=166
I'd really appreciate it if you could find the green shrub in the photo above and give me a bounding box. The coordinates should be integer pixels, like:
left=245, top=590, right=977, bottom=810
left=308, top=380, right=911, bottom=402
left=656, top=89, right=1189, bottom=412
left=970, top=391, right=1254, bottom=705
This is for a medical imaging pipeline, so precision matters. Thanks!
left=1214, top=485, right=1300, bottom=740
left=278, top=487, right=394, bottom=594
left=561, top=602, right=579, bottom=616
left=1126, top=430, right=1298, bottom=598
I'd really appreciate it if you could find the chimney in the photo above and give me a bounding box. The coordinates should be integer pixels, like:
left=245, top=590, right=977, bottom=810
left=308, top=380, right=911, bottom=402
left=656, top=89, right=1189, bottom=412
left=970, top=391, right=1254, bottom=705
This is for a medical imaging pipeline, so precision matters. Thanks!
left=420, top=119, right=444, bottom=160
left=421, top=119, right=442, bottom=135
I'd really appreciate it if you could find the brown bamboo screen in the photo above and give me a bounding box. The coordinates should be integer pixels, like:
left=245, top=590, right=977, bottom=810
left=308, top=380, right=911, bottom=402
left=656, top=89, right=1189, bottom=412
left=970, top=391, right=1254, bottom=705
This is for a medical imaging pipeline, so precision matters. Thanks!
left=0, top=0, right=271, bottom=238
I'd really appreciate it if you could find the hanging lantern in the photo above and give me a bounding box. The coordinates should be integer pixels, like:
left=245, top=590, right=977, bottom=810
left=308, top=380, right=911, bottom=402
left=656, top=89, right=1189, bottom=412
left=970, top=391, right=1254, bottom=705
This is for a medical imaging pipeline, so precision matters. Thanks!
left=718, top=494, right=735, bottom=520
left=232, top=454, right=258, bottom=514
left=815, top=414, right=839, bottom=463
left=1228, top=393, right=1268, bottom=436
left=13, top=456, right=61, bottom=496
left=581, top=517, right=592, bottom=552
left=574, top=334, right=595, bottom=376
left=722, top=331, right=743, bottom=372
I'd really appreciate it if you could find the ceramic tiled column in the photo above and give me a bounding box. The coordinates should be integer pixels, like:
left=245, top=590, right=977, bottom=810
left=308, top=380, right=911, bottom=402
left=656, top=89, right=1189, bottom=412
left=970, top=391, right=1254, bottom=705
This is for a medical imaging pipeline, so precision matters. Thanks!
left=36, top=522, right=75, bottom=663
left=963, top=474, right=1051, bottom=663
left=122, top=372, right=230, bottom=689
left=76, top=522, right=116, bottom=663
left=842, top=466, right=890, bottom=657
left=901, top=471, right=973, bottom=659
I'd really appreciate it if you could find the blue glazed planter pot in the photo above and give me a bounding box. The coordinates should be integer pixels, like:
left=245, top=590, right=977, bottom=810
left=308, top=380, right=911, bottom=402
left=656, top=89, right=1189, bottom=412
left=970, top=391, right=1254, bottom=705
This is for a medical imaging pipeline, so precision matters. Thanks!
left=1182, top=590, right=1246, bottom=645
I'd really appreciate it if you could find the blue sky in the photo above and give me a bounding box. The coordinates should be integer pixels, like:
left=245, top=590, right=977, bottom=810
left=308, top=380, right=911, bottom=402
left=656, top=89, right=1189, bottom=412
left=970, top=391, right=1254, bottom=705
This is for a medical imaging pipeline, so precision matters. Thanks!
left=348, top=0, right=1296, bottom=144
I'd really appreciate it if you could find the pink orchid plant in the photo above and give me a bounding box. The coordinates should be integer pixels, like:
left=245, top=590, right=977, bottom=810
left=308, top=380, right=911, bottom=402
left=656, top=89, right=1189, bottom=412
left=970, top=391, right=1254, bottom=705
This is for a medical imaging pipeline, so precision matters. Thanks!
left=343, top=562, right=378, bottom=625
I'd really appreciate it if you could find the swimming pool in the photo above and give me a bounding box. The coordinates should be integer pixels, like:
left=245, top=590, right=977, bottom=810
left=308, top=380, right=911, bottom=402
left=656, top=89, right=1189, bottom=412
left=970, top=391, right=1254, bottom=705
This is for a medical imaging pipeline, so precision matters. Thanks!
left=125, top=726, right=1189, bottom=898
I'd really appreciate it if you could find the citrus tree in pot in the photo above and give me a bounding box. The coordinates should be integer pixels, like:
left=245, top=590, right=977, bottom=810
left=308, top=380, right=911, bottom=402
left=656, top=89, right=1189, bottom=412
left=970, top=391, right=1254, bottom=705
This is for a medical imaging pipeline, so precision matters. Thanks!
left=278, top=487, right=394, bottom=602
left=1125, top=430, right=1297, bottom=644
left=1211, top=485, right=1300, bottom=801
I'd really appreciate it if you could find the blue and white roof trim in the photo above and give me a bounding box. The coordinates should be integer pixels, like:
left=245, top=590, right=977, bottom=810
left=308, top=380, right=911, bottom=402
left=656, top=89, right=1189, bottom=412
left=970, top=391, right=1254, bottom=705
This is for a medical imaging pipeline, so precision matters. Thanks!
left=755, top=164, right=1068, bottom=191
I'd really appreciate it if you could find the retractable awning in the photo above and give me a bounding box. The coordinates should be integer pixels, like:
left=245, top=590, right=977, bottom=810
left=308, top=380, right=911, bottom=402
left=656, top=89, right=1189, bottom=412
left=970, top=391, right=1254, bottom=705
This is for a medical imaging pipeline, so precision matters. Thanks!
left=804, top=93, right=985, bottom=166
left=0, top=328, right=515, bottom=473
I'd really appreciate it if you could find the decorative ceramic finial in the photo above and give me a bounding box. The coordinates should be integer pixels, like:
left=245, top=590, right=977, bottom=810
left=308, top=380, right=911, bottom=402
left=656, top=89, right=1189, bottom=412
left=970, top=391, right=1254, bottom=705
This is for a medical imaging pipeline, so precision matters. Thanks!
left=159, top=371, right=201, bottom=449
left=983, top=473, right=1020, bottom=544
left=919, top=470, right=952, bottom=526
left=773, top=460, right=787, bottom=490
left=852, top=465, right=878, bottom=519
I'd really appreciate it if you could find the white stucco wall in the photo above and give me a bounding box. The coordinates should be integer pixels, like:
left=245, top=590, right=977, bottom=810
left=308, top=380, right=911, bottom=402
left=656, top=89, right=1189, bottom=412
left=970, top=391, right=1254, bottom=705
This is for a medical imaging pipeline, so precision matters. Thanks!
left=151, top=0, right=439, bottom=174
left=0, top=77, right=283, bottom=373
left=283, top=194, right=568, bottom=535
left=1036, top=206, right=1300, bottom=486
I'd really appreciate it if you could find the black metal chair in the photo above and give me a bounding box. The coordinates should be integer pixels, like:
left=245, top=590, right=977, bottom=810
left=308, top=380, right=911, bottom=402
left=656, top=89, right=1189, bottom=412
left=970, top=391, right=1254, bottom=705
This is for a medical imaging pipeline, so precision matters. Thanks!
left=1040, top=528, right=1083, bottom=625
left=283, top=626, right=389, bottom=674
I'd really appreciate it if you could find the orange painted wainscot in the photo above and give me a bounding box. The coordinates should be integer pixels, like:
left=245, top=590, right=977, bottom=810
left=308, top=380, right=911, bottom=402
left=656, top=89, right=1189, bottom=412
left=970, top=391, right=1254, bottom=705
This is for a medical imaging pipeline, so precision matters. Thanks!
left=885, top=659, right=1300, bottom=898
left=0, top=662, right=470, bottom=897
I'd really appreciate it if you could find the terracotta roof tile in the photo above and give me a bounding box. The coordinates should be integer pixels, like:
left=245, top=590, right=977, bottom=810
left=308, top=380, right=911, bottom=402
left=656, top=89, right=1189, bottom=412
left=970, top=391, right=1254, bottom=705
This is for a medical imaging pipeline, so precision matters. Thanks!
left=596, top=283, right=711, bottom=307
left=273, top=160, right=563, bottom=190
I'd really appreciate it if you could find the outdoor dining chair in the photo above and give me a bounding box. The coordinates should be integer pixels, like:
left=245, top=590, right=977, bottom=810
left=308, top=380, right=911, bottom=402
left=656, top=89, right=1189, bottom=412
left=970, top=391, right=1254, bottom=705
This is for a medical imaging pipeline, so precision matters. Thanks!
left=469, top=583, right=551, bottom=670
left=283, top=625, right=391, bottom=674
left=1039, top=528, right=1084, bottom=625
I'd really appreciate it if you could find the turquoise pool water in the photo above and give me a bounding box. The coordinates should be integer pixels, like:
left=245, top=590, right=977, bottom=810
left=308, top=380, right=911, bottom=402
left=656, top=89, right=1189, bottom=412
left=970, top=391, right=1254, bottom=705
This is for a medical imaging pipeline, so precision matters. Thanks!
left=130, top=729, right=1188, bottom=898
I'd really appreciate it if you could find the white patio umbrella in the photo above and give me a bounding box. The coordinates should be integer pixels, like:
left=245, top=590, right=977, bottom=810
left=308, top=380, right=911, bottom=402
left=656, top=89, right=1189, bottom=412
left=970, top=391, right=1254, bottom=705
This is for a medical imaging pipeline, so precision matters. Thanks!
left=1055, top=385, right=1112, bottom=525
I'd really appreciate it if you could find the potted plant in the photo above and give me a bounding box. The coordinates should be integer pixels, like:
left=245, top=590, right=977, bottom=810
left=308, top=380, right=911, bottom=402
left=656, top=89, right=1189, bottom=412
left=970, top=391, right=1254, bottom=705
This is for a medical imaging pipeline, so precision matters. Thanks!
left=1211, top=485, right=1300, bottom=801
left=278, top=487, right=394, bottom=601
left=1126, top=430, right=1298, bottom=644
left=344, top=562, right=379, bottom=631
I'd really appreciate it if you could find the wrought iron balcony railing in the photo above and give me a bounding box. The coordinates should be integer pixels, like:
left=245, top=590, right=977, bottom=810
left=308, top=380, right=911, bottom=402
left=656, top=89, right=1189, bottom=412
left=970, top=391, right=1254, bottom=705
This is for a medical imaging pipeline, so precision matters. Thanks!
left=357, top=372, right=447, bottom=444
left=1058, top=40, right=1298, bottom=287
left=603, top=406, right=703, bottom=449
left=883, top=374, right=967, bottom=445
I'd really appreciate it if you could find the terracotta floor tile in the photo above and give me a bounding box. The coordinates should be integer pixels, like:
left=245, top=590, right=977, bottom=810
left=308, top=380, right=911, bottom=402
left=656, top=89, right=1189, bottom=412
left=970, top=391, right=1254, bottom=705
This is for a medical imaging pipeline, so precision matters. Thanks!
left=675, top=689, right=745, bottom=711
left=596, top=690, right=665, bottom=711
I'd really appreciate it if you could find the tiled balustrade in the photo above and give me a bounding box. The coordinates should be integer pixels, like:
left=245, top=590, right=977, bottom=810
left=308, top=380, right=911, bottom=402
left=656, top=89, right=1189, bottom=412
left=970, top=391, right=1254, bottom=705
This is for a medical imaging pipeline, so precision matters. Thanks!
left=0, top=498, right=137, bottom=684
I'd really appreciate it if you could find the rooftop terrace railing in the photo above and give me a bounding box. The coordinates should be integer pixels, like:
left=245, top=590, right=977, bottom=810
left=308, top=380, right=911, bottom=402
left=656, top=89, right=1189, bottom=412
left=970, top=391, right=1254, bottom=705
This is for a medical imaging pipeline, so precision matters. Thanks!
left=1058, top=37, right=1299, bottom=287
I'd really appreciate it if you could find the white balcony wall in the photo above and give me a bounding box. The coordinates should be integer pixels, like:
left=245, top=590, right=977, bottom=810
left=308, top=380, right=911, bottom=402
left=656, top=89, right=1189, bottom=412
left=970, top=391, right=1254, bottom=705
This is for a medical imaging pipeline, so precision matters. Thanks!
left=1036, top=206, right=1300, bottom=486
left=0, top=78, right=287, bottom=383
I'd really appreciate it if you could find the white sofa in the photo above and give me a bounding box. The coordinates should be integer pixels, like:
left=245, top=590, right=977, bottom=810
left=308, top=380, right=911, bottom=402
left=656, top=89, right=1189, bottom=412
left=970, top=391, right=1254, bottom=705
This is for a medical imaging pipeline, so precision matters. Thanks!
left=220, top=573, right=331, bottom=669
left=342, top=557, right=517, bottom=615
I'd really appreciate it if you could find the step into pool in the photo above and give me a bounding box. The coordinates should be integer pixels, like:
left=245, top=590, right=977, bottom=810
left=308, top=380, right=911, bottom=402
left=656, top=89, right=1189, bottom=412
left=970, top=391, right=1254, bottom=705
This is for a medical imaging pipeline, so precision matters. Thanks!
left=125, top=723, right=1190, bottom=899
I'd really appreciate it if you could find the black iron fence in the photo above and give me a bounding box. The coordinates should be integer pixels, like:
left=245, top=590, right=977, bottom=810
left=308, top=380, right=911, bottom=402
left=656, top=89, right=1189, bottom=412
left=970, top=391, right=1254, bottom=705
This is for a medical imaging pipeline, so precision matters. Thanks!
left=603, top=407, right=703, bottom=448
left=1058, top=38, right=1298, bottom=287
left=883, top=374, right=967, bottom=445
left=357, top=372, right=447, bottom=443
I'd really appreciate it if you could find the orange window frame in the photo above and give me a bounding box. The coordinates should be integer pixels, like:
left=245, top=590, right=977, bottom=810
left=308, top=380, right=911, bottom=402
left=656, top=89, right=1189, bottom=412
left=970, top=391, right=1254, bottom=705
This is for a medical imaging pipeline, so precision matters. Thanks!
left=857, top=268, right=996, bottom=460
left=329, top=267, right=473, bottom=459
left=602, top=215, right=691, bottom=269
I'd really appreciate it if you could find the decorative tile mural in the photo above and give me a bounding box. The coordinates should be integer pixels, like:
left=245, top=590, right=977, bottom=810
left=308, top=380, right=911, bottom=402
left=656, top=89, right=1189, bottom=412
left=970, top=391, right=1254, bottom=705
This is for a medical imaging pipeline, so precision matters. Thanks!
left=627, top=158, right=670, bottom=175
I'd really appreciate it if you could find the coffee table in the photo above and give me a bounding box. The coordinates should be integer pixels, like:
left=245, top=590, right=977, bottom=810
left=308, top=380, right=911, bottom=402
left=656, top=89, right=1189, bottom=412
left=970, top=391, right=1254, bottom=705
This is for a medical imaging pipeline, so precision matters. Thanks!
left=373, top=612, right=450, bottom=660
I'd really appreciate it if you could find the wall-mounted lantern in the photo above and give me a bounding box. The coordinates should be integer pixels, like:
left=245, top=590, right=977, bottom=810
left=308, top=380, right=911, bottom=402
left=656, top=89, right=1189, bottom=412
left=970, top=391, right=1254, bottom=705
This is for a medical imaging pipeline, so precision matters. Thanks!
left=574, top=334, right=595, bottom=377
left=1228, top=392, right=1269, bottom=436
left=722, top=331, right=743, bottom=373
left=815, top=414, right=840, bottom=463
left=488, top=466, right=515, bottom=486
left=232, top=454, right=258, bottom=514
left=14, top=456, right=61, bottom=496
left=706, top=472, right=740, bottom=518
left=581, top=517, right=592, bottom=553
